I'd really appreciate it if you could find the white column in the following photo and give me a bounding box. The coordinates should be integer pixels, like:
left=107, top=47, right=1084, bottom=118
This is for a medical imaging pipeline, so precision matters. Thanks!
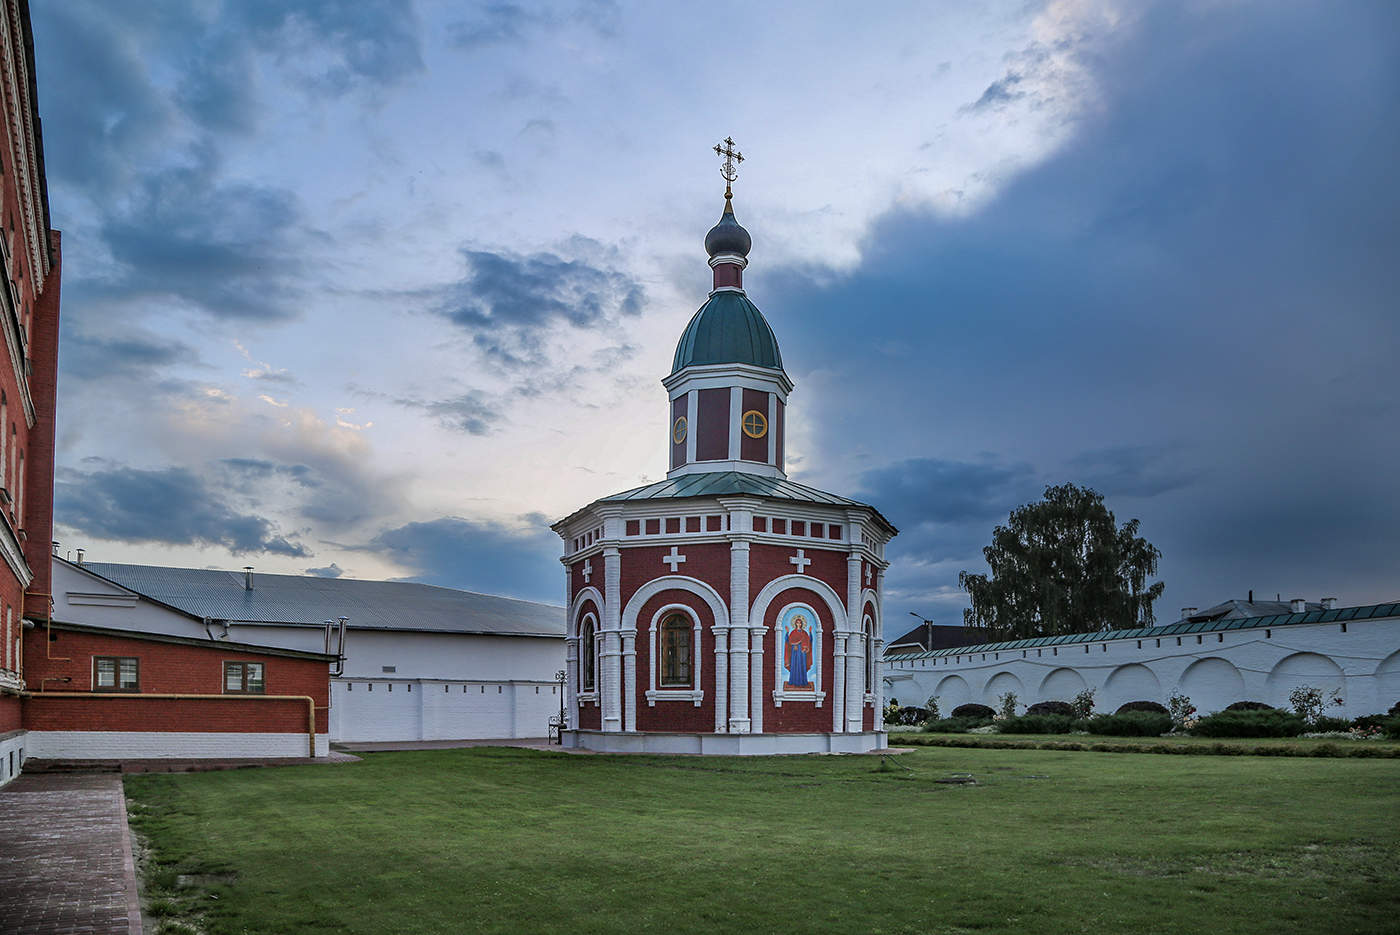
left=872, top=636, right=885, bottom=732
left=622, top=631, right=637, bottom=732
left=749, top=626, right=766, bottom=732
left=713, top=627, right=729, bottom=733
left=685, top=390, right=697, bottom=464
left=564, top=564, right=578, bottom=729
left=832, top=634, right=847, bottom=732
left=845, top=553, right=865, bottom=732
left=602, top=547, right=622, bottom=732
left=728, top=386, right=742, bottom=460
left=728, top=540, right=751, bottom=733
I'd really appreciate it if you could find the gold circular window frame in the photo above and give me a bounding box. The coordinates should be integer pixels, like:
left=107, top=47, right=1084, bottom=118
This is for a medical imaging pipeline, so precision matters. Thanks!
left=672, top=416, right=688, bottom=444
left=741, top=409, right=768, bottom=439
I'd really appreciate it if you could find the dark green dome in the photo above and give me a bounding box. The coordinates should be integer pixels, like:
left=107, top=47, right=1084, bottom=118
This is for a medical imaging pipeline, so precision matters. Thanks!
left=672, top=291, right=784, bottom=373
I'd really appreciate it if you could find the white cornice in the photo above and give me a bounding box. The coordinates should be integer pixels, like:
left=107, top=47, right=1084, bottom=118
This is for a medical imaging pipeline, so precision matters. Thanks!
left=667, top=460, right=785, bottom=480
left=0, top=516, right=30, bottom=587
left=663, top=362, right=794, bottom=396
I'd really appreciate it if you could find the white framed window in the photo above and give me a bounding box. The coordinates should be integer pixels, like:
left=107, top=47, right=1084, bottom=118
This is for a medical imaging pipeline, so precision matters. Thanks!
left=645, top=604, right=704, bottom=706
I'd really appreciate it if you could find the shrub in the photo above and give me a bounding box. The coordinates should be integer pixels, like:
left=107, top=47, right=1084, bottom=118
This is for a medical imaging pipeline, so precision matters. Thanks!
left=1312, top=716, right=1352, bottom=733
left=1192, top=708, right=1305, bottom=738
left=1167, top=690, right=1197, bottom=730
left=1071, top=688, right=1097, bottom=719
left=996, top=691, right=1020, bottom=720
left=1224, top=700, right=1274, bottom=712
left=890, top=706, right=931, bottom=726
left=1288, top=685, right=1343, bottom=724
left=924, top=695, right=941, bottom=720
left=1389, top=701, right=1400, bottom=717
left=920, top=715, right=992, bottom=734
left=997, top=713, right=1075, bottom=734
left=1116, top=700, right=1169, bottom=715
left=951, top=703, right=995, bottom=719
left=1084, top=712, right=1173, bottom=736
left=1027, top=700, right=1075, bottom=716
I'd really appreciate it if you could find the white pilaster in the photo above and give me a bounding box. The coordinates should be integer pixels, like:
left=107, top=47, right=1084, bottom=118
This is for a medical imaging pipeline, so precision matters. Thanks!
left=872, top=636, right=885, bottom=731
left=846, top=553, right=865, bottom=732
left=603, top=546, right=622, bottom=731
left=766, top=392, right=776, bottom=467
left=728, top=386, right=742, bottom=460
left=832, top=633, right=847, bottom=732
left=564, top=565, right=577, bottom=729
left=728, top=540, right=751, bottom=733
left=685, top=390, right=697, bottom=464
left=622, top=630, right=637, bottom=732
left=714, top=627, right=729, bottom=733
left=749, top=625, right=766, bottom=733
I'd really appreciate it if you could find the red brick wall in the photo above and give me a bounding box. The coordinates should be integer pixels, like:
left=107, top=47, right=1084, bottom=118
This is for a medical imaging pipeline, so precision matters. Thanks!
left=0, top=693, right=19, bottom=732
left=695, top=387, right=728, bottom=461
left=760, top=586, right=836, bottom=732
left=670, top=395, right=687, bottom=469
left=740, top=388, right=767, bottom=462
left=22, top=231, right=58, bottom=620
left=577, top=701, right=600, bottom=730
left=620, top=543, right=730, bottom=607
left=632, top=589, right=715, bottom=732
left=22, top=627, right=329, bottom=732
left=748, top=544, right=846, bottom=606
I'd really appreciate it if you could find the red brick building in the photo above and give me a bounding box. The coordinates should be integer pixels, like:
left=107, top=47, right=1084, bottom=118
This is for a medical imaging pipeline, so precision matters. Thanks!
left=553, top=168, right=897, bottom=754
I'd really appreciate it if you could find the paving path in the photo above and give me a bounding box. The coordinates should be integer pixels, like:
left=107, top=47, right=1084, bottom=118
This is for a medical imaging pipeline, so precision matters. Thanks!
left=0, top=773, right=143, bottom=935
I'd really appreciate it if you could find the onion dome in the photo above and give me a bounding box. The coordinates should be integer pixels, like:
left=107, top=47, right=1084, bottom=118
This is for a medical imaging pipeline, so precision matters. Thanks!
left=704, top=197, right=752, bottom=259
left=672, top=291, right=783, bottom=373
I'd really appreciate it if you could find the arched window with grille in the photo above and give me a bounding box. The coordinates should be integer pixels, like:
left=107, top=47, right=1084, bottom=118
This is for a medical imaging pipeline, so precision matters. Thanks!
left=864, top=614, right=875, bottom=695
left=659, top=613, right=693, bottom=688
left=579, top=614, right=598, bottom=693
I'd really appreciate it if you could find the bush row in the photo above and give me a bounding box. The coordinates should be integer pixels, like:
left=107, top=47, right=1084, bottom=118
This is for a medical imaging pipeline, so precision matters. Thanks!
left=893, top=734, right=1400, bottom=758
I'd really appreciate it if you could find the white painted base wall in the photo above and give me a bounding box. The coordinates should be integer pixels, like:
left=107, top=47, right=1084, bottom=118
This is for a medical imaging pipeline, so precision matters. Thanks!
left=330, top=679, right=563, bottom=742
left=563, top=730, right=887, bottom=755
left=0, top=730, right=25, bottom=786
left=885, top=615, right=1400, bottom=718
left=23, top=731, right=330, bottom=759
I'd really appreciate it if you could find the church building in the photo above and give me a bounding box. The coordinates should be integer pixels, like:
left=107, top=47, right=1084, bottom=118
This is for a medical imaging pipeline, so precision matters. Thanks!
left=553, top=143, right=897, bottom=754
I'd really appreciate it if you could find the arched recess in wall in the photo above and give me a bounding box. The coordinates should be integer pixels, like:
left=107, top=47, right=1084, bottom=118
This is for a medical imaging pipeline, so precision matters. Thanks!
left=621, top=576, right=729, bottom=634
left=1103, top=663, right=1162, bottom=710
left=1039, top=667, right=1087, bottom=701
left=568, top=587, right=604, bottom=639
left=750, top=575, right=848, bottom=634
left=1178, top=657, right=1245, bottom=713
left=983, top=671, right=1025, bottom=706
left=934, top=674, right=971, bottom=710
left=1265, top=652, right=1345, bottom=709
left=1375, top=650, right=1400, bottom=709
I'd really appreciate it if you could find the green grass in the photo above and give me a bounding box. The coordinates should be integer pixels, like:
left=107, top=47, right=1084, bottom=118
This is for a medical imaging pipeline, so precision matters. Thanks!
left=124, top=747, right=1400, bottom=935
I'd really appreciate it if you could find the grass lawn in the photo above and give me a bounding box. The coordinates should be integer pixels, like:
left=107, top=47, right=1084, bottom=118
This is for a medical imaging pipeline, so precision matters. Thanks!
left=125, top=746, right=1400, bottom=935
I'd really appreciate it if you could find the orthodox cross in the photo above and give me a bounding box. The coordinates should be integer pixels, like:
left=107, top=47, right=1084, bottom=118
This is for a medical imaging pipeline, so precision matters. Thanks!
left=713, top=136, right=744, bottom=198
left=789, top=549, right=811, bottom=574
left=664, top=546, right=687, bottom=573
left=581, top=559, right=592, bottom=584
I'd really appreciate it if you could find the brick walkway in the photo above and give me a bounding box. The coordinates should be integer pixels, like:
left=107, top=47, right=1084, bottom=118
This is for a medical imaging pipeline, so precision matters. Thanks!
left=0, top=773, right=143, bottom=935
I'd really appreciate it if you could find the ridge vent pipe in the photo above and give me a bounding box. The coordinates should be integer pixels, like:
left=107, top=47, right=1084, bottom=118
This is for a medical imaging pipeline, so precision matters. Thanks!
left=244, top=566, right=254, bottom=591
left=1321, top=597, right=1337, bottom=610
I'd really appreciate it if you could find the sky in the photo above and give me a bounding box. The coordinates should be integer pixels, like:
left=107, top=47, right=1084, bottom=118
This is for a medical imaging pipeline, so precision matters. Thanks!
left=31, top=0, right=1400, bottom=637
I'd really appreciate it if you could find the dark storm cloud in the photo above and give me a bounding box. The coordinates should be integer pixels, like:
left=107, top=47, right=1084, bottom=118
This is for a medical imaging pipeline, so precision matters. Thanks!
left=56, top=464, right=309, bottom=557
left=768, top=1, right=1400, bottom=629
left=363, top=515, right=561, bottom=604
left=438, top=247, right=643, bottom=368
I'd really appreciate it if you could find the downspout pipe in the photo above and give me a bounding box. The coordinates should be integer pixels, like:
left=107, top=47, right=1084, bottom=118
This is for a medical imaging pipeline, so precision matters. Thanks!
left=21, top=691, right=320, bottom=757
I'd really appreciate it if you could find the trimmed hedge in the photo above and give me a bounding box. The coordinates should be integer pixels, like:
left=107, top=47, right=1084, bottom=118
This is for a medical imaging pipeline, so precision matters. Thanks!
left=1312, top=716, right=1353, bottom=733
left=997, top=714, right=1075, bottom=734
left=951, top=703, right=996, bottom=719
left=889, top=734, right=1400, bottom=758
left=920, top=715, right=993, bottom=734
left=1026, top=701, right=1075, bottom=717
left=1193, top=708, right=1305, bottom=738
left=1224, top=701, right=1275, bottom=711
left=1084, top=712, right=1173, bottom=736
left=889, top=706, right=931, bottom=726
left=1116, top=700, right=1169, bottom=715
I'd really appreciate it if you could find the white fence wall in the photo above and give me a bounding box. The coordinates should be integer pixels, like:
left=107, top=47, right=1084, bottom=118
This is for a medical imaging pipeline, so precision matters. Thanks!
left=885, top=615, right=1400, bottom=718
left=330, top=679, right=563, bottom=742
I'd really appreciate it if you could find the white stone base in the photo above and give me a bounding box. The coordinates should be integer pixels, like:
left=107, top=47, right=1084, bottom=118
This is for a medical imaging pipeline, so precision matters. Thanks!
left=563, top=729, right=887, bottom=755
left=0, top=729, right=26, bottom=786
left=23, top=730, right=331, bottom=760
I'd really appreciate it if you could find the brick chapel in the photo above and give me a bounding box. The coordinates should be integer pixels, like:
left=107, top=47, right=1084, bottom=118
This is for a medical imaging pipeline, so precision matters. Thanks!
left=553, top=142, right=897, bottom=754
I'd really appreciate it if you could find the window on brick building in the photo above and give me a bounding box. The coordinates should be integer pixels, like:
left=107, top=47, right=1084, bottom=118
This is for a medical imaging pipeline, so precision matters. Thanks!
left=659, top=613, right=692, bottom=687
left=579, top=615, right=597, bottom=692
left=94, top=656, right=139, bottom=691
left=224, top=661, right=266, bottom=694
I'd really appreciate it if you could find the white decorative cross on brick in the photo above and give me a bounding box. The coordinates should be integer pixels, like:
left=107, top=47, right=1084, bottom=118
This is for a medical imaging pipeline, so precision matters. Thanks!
left=664, top=546, right=687, bottom=573
left=789, top=549, right=811, bottom=574
left=581, top=559, right=592, bottom=584
left=864, top=564, right=872, bottom=586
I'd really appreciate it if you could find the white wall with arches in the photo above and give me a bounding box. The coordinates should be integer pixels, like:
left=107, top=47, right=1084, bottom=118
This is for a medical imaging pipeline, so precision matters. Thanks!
left=885, top=612, right=1400, bottom=719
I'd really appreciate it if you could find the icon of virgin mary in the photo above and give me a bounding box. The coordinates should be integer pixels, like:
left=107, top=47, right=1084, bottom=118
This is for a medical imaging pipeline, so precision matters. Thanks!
left=784, top=616, right=813, bottom=690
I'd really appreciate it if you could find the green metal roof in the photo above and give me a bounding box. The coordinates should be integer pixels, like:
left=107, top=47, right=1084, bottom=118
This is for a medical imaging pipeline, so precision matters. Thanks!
left=884, top=602, right=1400, bottom=661
left=672, top=291, right=783, bottom=374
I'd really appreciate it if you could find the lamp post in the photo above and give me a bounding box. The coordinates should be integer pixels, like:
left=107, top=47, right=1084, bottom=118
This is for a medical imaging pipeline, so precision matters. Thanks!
left=909, top=610, right=934, bottom=650
left=554, top=669, right=567, bottom=744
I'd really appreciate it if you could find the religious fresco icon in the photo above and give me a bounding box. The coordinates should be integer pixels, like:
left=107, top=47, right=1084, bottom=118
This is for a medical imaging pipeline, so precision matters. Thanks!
left=778, top=604, right=819, bottom=692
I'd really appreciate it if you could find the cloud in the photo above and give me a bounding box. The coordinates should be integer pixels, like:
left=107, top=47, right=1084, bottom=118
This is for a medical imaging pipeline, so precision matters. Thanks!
left=446, top=2, right=619, bottom=49
left=965, top=72, right=1026, bottom=112
left=436, top=245, right=644, bottom=368
left=362, top=514, right=560, bottom=604
left=395, top=390, right=503, bottom=436
left=1066, top=446, right=1198, bottom=500
left=306, top=562, right=344, bottom=578
left=61, top=333, right=197, bottom=383
left=55, top=464, right=309, bottom=556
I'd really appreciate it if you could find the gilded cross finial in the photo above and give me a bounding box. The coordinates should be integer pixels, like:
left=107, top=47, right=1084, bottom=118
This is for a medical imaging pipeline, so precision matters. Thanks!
left=713, top=136, right=744, bottom=199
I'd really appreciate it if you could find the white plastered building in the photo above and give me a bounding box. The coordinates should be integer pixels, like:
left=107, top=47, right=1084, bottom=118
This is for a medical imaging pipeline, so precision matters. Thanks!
left=53, top=558, right=567, bottom=742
